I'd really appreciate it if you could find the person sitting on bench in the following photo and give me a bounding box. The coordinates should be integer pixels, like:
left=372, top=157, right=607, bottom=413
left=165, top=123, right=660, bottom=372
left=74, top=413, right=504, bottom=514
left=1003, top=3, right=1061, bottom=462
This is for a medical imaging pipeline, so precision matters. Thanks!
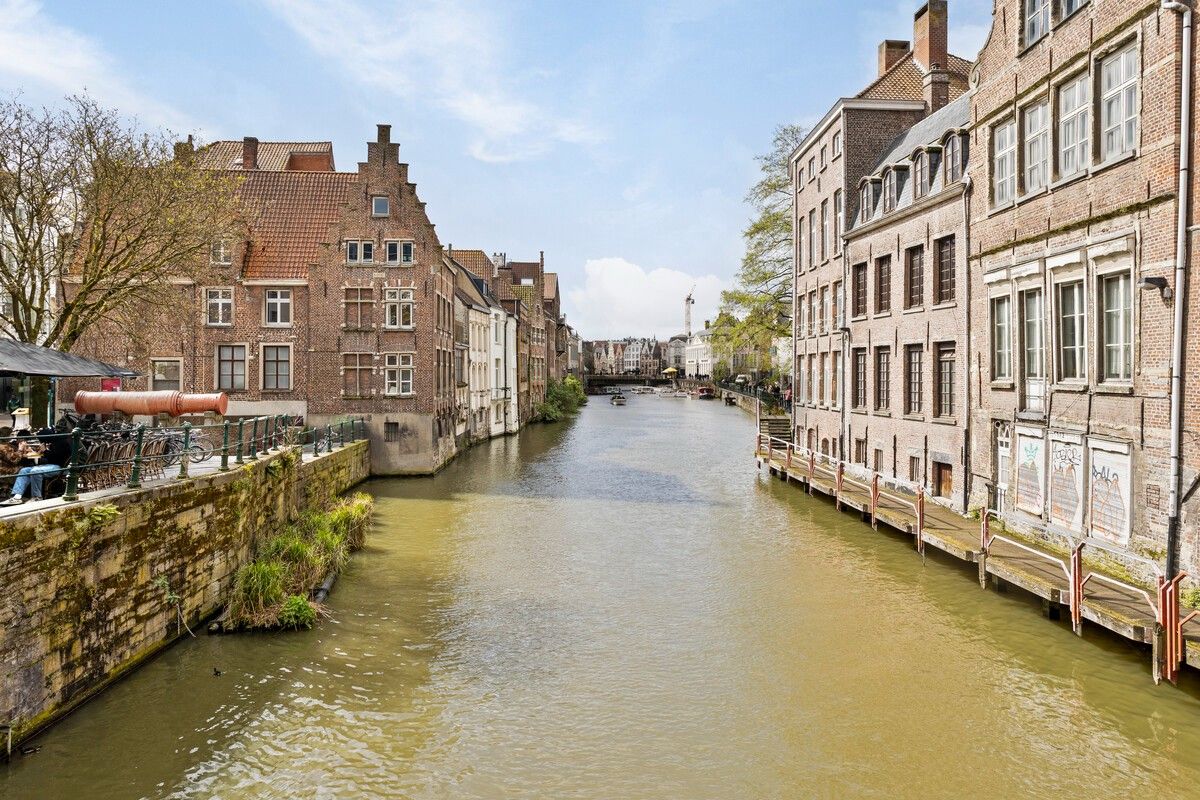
left=1, top=436, right=58, bottom=506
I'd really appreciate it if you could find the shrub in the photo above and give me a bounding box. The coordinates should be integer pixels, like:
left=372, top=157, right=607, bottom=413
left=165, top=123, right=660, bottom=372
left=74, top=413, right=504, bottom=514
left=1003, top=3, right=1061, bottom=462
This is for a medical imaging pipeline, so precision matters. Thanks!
left=278, top=595, right=317, bottom=630
left=229, top=560, right=286, bottom=627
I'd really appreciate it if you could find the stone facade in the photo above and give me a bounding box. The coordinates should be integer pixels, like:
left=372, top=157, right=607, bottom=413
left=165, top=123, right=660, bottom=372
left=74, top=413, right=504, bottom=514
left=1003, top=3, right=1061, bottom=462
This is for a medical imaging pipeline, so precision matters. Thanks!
left=967, top=0, right=1199, bottom=579
left=0, top=441, right=369, bottom=748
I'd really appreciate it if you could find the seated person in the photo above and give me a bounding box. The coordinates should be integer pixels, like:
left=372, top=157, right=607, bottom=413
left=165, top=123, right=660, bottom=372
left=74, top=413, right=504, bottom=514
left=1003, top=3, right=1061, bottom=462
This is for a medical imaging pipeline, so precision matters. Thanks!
left=1, top=436, right=59, bottom=506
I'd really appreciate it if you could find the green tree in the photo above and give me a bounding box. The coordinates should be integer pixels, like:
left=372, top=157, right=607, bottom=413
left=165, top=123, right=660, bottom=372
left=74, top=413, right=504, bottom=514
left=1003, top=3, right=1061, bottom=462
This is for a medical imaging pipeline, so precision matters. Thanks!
left=715, top=123, right=807, bottom=360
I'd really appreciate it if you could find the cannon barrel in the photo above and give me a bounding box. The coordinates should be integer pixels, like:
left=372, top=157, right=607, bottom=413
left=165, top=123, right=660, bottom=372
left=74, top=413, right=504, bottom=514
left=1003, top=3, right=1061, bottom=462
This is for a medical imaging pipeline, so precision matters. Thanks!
left=74, top=390, right=228, bottom=417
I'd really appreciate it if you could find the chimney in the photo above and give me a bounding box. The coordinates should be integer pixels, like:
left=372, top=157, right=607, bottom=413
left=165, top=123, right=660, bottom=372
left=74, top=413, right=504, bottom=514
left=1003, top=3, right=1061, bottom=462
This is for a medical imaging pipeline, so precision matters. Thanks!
left=539, top=250, right=544, bottom=269
left=377, top=123, right=391, bottom=146
left=704, top=319, right=710, bottom=330
left=913, top=1, right=948, bottom=75
left=173, top=134, right=194, bottom=162
left=878, top=40, right=910, bottom=77
left=242, top=136, right=258, bottom=170
left=923, top=68, right=952, bottom=113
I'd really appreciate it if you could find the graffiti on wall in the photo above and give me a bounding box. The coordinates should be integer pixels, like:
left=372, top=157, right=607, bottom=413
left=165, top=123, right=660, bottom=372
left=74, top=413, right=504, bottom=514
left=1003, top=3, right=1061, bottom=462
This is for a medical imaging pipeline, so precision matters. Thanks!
left=1049, top=440, right=1084, bottom=531
left=1016, top=434, right=1044, bottom=516
left=1090, top=447, right=1131, bottom=546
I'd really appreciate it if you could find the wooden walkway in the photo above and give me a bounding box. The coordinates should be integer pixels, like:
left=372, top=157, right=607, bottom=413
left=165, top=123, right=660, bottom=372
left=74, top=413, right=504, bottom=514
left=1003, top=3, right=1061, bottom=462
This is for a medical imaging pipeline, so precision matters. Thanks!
left=755, top=437, right=1200, bottom=684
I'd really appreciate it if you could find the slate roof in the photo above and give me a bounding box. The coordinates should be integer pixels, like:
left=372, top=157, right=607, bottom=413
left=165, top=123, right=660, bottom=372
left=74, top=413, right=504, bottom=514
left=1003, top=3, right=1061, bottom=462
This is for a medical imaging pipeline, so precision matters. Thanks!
left=856, top=53, right=972, bottom=102
left=236, top=170, right=357, bottom=280
left=196, top=141, right=335, bottom=171
left=0, top=338, right=137, bottom=378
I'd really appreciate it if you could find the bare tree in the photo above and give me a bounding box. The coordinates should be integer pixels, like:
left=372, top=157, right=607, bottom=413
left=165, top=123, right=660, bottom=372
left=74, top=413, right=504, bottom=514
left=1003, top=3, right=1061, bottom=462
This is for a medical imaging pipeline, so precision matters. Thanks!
left=0, top=95, right=242, bottom=350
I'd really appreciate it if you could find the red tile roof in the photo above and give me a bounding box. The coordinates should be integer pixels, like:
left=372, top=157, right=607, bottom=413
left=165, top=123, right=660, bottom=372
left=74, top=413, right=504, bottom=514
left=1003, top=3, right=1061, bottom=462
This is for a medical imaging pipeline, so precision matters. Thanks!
left=196, top=141, right=335, bottom=171
left=235, top=170, right=356, bottom=280
left=856, top=53, right=972, bottom=102
left=448, top=249, right=496, bottom=278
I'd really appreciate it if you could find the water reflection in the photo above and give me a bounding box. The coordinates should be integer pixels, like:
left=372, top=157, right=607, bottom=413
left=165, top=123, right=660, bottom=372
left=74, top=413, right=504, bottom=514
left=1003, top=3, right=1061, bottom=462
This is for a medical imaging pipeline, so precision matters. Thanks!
left=3, top=397, right=1199, bottom=799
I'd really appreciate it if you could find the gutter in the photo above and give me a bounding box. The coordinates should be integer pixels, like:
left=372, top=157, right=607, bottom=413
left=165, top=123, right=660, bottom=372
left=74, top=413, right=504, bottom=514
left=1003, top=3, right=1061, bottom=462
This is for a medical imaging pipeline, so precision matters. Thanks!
left=1164, top=0, right=1193, bottom=580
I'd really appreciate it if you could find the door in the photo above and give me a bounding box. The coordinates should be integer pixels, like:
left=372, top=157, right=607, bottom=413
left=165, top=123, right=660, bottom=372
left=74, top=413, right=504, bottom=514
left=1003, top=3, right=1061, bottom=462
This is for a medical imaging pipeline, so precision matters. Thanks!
left=995, top=422, right=1012, bottom=513
left=933, top=462, right=953, bottom=498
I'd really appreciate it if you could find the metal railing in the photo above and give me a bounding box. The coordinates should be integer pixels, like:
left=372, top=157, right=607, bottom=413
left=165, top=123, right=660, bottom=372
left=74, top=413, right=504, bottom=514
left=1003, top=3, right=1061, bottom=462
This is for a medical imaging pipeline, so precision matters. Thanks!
left=0, top=416, right=368, bottom=504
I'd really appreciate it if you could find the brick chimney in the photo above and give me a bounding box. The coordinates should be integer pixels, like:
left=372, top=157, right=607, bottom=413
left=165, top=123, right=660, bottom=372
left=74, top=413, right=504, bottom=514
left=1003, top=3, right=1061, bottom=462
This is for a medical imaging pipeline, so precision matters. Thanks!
left=173, top=134, right=194, bottom=162
left=241, top=136, right=258, bottom=170
left=923, top=68, right=951, bottom=113
left=913, top=1, right=948, bottom=74
left=878, top=39, right=911, bottom=77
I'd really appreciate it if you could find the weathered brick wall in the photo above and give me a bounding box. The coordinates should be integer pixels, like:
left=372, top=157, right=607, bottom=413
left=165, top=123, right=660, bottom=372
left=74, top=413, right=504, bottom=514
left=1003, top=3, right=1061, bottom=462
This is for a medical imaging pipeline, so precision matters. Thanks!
left=0, top=441, right=369, bottom=747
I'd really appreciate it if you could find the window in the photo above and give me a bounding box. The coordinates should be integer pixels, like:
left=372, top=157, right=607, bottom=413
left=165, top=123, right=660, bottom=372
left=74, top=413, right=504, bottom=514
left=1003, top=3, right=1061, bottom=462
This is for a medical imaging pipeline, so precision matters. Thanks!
left=820, top=146, right=827, bottom=169
left=217, top=345, right=246, bottom=390
left=833, top=190, right=843, bottom=252
left=808, top=157, right=816, bottom=181
left=820, top=287, right=830, bottom=334
left=807, top=209, right=817, bottom=266
left=1023, top=101, right=1049, bottom=193
left=796, top=217, right=805, bottom=271
left=1058, top=74, right=1090, bottom=178
left=808, top=292, right=817, bottom=336
left=821, top=200, right=829, bottom=261
left=1024, top=0, right=1049, bottom=46
left=264, top=288, right=292, bottom=326
left=875, top=255, right=892, bottom=313
left=1022, top=289, right=1045, bottom=381
left=904, top=344, right=923, bottom=415
left=1100, top=44, right=1138, bottom=161
left=372, top=196, right=390, bottom=216
left=344, top=287, right=374, bottom=328
left=993, top=120, right=1016, bottom=205
left=904, top=245, right=924, bottom=309
left=819, top=353, right=828, bottom=405
left=914, top=151, right=929, bottom=199
left=852, top=263, right=867, bottom=318
left=832, top=131, right=842, bottom=156
left=384, top=288, right=414, bottom=329
left=832, top=280, right=842, bottom=328
left=210, top=239, right=232, bottom=265
left=262, top=345, right=291, bottom=391
left=206, top=288, right=233, bottom=326
left=991, top=296, right=1013, bottom=380
left=935, top=343, right=955, bottom=418
left=150, top=359, right=181, bottom=391
left=346, top=240, right=375, bottom=264
left=385, top=422, right=401, bottom=442
left=1061, top=0, right=1085, bottom=16
left=385, top=353, right=414, bottom=396
left=935, top=236, right=955, bottom=304
left=909, top=456, right=922, bottom=484
left=883, top=170, right=898, bottom=212
left=860, top=184, right=873, bottom=222
left=852, top=349, right=867, bottom=408
left=385, top=241, right=400, bottom=264
left=944, top=134, right=964, bottom=183
left=1100, top=272, right=1132, bottom=381
left=874, top=448, right=883, bottom=472
left=831, top=351, right=841, bottom=410
left=1056, top=281, right=1086, bottom=381
left=855, top=439, right=867, bottom=465
left=875, top=347, right=891, bottom=411
left=343, top=353, right=371, bottom=396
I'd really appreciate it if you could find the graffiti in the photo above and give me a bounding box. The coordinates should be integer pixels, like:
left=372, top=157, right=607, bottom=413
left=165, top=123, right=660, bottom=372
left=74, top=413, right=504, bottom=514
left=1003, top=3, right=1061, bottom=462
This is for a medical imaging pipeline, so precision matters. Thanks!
left=1049, top=442, right=1083, bottom=531
left=1090, top=449, right=1130, bottom=546
left=1016, top=435, right=1044, bottom=515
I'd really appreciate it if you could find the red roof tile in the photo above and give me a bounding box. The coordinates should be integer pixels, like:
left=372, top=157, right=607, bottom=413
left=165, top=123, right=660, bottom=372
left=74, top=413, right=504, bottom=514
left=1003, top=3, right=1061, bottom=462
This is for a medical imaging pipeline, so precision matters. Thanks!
left=197, top=141, right=335, bottom=171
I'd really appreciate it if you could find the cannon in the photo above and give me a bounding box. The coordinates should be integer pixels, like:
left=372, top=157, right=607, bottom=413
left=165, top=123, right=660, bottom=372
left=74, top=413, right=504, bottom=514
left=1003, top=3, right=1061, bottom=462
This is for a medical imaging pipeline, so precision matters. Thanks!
left=74, top=390, right=228, bottom=417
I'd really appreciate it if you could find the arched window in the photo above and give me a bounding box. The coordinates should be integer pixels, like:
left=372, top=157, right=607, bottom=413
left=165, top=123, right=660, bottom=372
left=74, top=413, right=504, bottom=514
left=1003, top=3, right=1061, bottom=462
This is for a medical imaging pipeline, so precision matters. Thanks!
left=883, top=169, right=898, bottom=212
left=914, top=151, right=929, bottom=199
left=944, top=133, right=965, bottom=183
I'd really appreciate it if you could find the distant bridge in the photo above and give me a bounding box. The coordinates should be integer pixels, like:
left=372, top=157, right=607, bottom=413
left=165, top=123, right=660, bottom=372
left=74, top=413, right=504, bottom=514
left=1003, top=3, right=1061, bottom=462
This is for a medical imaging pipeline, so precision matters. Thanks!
left=583, top=374, right=675, bottom=393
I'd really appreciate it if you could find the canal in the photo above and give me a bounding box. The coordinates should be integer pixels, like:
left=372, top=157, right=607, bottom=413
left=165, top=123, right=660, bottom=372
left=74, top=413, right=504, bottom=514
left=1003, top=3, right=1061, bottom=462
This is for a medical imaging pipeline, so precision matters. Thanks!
left=3, top=397, right=1200, bottom=798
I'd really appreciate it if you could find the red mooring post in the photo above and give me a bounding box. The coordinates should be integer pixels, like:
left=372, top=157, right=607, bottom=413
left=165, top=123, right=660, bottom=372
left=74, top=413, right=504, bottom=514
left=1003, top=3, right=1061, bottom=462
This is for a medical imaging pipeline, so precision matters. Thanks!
left=870, top=474, right=879, bottom=530
left=835, top=462, right=844, bottom=511
left=808, top=453, right=816, bottom=496
left=1070, top=543, right=1085, bottom=635
left=914, top=488, right=925, bottom=555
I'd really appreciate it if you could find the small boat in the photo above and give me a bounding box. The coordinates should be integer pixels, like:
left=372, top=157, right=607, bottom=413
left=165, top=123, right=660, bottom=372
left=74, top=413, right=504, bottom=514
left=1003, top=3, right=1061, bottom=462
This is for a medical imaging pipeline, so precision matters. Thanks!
left=610, top=393, right=627, bottom=405
left=697, top=387, right=715, bottom=400
left=671, top=390, right=688, bottom=398
left=724, top=393, right=737, bottom=406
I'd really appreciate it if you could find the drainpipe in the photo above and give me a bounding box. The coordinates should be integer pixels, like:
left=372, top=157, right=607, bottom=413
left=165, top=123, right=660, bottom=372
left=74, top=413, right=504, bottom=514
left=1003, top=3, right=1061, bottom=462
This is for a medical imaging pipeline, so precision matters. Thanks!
left=1164, top=0, right=1193, bottom=580
left=961, top=171, right=974, bottom=514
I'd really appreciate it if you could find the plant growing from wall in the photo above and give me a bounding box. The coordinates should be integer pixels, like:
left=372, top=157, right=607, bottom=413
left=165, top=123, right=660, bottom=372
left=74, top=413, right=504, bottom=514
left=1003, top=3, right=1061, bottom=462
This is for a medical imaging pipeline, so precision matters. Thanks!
left=152, top=575, right=195, bottom=638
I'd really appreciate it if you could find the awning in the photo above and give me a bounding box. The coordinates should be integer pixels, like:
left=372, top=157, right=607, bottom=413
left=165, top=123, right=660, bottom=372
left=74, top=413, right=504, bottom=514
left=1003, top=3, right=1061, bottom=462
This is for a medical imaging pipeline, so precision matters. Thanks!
left=0, top=338, right=138, bottom=378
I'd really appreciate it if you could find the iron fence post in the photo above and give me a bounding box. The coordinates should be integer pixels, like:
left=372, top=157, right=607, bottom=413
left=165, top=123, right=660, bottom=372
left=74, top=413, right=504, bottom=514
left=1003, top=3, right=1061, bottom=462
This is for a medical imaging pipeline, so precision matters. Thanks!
left=128, top=425, right=146, bottom=489
left=178, top=422, right=191, bottom=479
left=339, top=421, right=345, bottom=448
left=63, top=427, right=82, bottom=501
left=236, top=419, right=245, bottom=465
left=220, top=420, right=230, bottom=471
left=249, top=418, right=259, bottom=460
left=326, top=424, right=333, bottom=454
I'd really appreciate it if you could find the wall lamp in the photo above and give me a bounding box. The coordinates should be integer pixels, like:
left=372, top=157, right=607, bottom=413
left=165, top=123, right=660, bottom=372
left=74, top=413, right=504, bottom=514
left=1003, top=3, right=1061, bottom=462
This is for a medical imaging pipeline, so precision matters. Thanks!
left=1139, top=276, right=1173, bottom=300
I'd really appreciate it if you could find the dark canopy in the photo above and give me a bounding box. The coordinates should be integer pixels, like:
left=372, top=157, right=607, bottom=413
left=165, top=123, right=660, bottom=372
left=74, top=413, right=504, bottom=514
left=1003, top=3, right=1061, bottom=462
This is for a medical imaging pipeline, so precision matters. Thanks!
left=0, top=338, right=137, bottom=378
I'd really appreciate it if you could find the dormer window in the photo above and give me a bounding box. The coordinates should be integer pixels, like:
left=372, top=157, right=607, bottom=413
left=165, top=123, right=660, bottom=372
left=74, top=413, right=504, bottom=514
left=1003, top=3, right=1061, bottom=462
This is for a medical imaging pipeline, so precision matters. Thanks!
left=882, top=169, right=900, bottom=213
left=859, top=183, right=874, bottom=223
left=944, top=133, right=965, bottom=183
left=913, top=152, right=929, bottom=199
left=372, top=196, right=390, bottom=217
left=210, top=239, right=232, bottom=265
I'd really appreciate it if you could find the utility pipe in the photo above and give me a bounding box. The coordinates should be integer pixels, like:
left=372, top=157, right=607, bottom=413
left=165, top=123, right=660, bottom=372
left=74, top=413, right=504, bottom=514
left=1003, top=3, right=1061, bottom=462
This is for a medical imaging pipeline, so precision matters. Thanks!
left=1164, top=0, right=1193, bottom=580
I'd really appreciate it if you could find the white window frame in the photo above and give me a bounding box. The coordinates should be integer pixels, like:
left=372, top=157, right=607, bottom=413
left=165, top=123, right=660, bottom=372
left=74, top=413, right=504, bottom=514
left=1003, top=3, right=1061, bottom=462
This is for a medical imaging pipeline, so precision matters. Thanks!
left=401, top=241, right=414, bottom=264
left=371, top=195, right=390, bottom=217
left=150, top=358, right=182, bottom=391
left=1024, top=0, right=1049, bottom=47
left=261, top=343, right=292, bottom=392
left=346, top=240, right=376, bottom=264
left=990, top=295, right=1013, bottom=381
left=1055, top=279, right=1087, bottom=382
left=1099, top=271, right=1133, bottom=383
left=1057, top=73, right=1090, bottom=178
left=383, top=287, right=415, bottom=330
left=832, top=131, right=842, bottom=157
left=914, top=151, right=928, bottom=199
left=1023, top=100, right=1049, bottom=194
left=1100, top=43, right=1139, bottom=162
left=205, top=287, right=233, bottom=327
left=210, top=239, right=232, bottom=265
left=264, top=288, right=292, bottom=327
left=833, top=189, right=843, bottom=253
left=993, top=120, right=1016, bottom=206
left=384, top=353, right=414, bottom=396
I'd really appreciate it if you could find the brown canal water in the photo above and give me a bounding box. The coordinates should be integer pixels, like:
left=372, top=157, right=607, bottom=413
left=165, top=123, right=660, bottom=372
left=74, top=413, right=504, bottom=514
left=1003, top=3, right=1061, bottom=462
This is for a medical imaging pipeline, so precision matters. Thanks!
left=3, top=398, right=1200, bottom=799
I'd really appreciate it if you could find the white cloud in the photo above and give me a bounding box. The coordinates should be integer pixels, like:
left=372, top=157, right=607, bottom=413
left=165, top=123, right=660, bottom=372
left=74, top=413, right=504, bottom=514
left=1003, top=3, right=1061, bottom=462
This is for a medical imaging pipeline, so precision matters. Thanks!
left=0, top=0, right=194, bottom=131
left=565, top=257, right=724, bottom=341
left=259, top=0, right=601, bottom=163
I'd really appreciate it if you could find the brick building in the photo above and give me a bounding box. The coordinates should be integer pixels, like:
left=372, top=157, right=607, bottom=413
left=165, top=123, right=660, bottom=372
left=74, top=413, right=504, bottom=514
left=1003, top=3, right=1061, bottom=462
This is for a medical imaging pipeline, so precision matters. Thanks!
left=67, top=126, right=459, bottom=475
left=790, top=0, right=972, bottom=459
left=967, top=0, right=1200, bottom=579
left=844, top=94, right=972, bottom=510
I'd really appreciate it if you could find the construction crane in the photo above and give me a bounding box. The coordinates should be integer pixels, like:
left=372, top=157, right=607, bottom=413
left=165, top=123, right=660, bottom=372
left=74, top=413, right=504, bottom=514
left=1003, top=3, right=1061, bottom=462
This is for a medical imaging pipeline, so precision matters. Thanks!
left=684, top=284, right=695, bottom=337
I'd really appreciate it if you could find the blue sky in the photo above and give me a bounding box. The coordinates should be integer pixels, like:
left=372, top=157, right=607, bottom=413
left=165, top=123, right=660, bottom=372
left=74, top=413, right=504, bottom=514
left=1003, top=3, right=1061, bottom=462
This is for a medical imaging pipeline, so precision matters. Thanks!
left=0, top=0, right=994, bottom=339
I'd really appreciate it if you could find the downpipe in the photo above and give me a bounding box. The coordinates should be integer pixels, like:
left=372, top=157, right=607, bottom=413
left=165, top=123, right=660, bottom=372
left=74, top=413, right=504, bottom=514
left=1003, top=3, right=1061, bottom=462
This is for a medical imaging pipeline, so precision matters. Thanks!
left=1164, top=0, right=1193, bottom=580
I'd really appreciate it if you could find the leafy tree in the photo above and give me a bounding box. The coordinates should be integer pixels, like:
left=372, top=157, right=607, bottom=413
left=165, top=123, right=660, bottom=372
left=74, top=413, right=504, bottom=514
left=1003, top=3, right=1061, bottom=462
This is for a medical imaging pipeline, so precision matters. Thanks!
left=0, top=95, right=242, bottom=350
left=714, top=123, right=808, bottom=362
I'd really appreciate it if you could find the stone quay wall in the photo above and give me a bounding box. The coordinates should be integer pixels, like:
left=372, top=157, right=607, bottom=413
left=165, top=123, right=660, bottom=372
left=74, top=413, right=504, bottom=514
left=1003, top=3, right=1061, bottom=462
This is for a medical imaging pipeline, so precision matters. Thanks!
left=0, top=440, right=370, bottom=749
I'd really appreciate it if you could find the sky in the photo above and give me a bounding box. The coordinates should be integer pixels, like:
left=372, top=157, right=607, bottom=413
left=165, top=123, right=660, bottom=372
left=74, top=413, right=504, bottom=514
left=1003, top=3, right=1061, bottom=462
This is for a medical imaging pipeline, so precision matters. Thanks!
left=0, top=0, right=994, bottom=340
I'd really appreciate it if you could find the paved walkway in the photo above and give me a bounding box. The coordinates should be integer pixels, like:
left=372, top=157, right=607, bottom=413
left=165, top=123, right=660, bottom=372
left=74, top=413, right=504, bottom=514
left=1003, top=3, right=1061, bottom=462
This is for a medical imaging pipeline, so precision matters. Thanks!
left=757, top=442, right=1200, bottom=682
